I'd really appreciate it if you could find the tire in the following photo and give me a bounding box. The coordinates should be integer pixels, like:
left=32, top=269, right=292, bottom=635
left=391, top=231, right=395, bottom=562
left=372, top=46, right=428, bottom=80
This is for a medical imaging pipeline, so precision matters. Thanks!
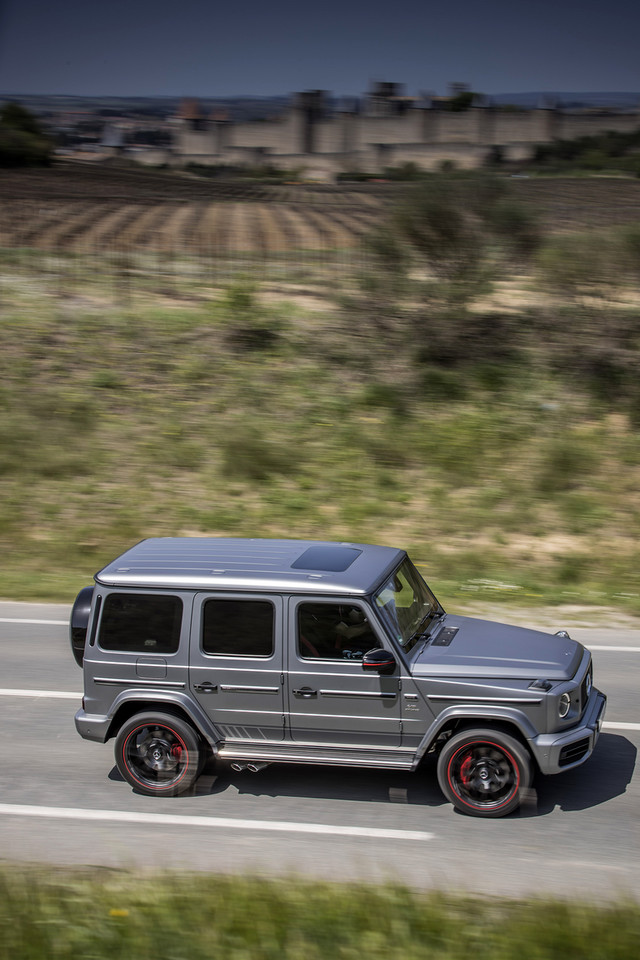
left=115, top=711, right=203, bottom=797
left=436, top=728, right=532, bottom=818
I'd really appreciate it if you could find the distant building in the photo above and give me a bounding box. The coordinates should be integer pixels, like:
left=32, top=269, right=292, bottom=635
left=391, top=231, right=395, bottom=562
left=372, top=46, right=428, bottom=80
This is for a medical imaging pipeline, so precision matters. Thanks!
left=170, top=81, right=640, bottom=178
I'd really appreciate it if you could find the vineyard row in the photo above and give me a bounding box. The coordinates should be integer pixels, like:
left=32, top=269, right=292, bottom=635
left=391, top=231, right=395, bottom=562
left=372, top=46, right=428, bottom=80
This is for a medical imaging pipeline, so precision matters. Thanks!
left=0, top=199, right=383, bottom=255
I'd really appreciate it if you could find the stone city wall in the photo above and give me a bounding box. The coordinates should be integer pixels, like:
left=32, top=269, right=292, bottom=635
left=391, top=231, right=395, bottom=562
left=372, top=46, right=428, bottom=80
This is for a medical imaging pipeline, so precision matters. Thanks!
left=174, top=105, right=640, bottom=173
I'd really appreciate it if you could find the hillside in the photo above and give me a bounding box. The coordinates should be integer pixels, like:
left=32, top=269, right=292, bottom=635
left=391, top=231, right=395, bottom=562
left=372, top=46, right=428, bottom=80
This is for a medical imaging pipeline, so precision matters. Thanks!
left=1, top=168, right=640, bottom=608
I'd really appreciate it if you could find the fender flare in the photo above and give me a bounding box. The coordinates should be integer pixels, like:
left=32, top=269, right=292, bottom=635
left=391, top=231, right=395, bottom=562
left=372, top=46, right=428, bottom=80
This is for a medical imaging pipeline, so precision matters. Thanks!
left=411, top=704, right=539, bottom=770
left=105, top=689, right=222, bottom=750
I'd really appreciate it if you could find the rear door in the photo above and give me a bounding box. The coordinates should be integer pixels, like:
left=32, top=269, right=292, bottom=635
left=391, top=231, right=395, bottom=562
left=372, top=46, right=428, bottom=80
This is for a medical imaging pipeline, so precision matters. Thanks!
left=190, top=593, right=285, bottom=742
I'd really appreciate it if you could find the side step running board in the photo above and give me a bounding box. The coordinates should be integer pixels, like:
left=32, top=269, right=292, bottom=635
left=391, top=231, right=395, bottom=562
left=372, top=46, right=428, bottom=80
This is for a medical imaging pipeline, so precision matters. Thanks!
left=218, top=746, right=414, bottom=770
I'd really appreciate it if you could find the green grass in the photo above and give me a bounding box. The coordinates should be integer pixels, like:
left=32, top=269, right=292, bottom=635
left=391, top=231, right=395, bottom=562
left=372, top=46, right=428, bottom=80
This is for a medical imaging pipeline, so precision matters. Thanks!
left=2, top=248, right=640, bottom=611
left=0, top=867, right=638, bottom=960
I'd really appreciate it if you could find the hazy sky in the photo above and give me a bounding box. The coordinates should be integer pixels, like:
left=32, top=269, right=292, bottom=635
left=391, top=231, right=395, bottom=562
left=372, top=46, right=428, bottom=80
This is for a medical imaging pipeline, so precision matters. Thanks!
left=0, top=0, right=639, bottom=97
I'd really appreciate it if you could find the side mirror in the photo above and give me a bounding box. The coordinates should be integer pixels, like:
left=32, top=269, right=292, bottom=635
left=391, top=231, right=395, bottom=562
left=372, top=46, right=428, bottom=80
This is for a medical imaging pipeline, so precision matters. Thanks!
left=362, top=648, right=396, bottom=675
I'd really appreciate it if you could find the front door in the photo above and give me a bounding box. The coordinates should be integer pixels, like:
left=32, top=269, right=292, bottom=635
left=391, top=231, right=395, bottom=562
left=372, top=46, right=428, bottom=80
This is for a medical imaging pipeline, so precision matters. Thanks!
left=190, top=593, right=284, bottom=742
left=286, top=597, right=401, bottom=747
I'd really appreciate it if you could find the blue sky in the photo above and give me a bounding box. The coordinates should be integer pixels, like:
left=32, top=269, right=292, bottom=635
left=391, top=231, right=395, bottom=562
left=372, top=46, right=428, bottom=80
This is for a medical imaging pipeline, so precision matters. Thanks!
left=0, top=0, right=638, bottom=97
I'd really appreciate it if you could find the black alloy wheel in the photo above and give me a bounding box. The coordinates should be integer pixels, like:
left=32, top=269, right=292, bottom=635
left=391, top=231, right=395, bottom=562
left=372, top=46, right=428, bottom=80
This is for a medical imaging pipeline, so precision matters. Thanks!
left=115, top=711, right=202, bottom=797
left=436, top=728, right=532, bottom=818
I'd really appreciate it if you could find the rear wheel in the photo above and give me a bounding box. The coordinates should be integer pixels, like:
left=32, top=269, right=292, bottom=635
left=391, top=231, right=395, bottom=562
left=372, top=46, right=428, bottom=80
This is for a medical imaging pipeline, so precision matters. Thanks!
left=115, top=712, right=202, bottom=797
left=436, top=728, right=532, bottom=818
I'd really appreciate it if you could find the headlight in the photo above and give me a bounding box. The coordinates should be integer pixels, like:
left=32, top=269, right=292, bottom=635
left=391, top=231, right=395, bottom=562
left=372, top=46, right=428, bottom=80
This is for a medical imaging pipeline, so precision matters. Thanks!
left=559, top=692, right=571, bottom=719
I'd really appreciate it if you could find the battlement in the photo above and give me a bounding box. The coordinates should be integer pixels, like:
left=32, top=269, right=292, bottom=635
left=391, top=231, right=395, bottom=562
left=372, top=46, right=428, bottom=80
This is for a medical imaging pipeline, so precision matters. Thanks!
left=173, top=84, right=640, bottom=175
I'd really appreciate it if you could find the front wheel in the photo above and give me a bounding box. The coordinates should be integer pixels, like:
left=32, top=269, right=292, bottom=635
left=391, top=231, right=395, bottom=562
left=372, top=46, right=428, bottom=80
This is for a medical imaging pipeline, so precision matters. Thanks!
left=115, top=712, right=203, bottom=797
left=436, top=728, right=532, bottom=818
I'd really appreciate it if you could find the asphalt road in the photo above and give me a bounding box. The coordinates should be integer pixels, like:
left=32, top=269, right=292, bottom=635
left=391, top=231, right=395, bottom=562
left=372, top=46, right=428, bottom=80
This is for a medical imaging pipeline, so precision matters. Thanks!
left=1, top=600, right=638, bottom=901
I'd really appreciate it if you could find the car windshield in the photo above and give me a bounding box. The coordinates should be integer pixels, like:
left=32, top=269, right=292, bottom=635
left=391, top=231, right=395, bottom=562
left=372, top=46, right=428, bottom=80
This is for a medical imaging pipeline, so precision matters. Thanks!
left=374, top=558, right=441, bottom=652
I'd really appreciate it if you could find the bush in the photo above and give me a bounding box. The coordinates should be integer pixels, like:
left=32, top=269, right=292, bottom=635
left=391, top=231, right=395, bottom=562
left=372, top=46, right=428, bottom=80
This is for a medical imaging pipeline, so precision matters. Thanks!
left=392, top=183, right=484, bottom=284
left=535, top=232, right=624, bottom=294
left=529, top=126, right=640, bottom=174
left=382, top=161, right=427, bottom=181
left=483, top=199, right=541, bottom=260
left=221, top=281, right=286, bottom=351
left=219, top=423, right=300, bottom=480
left=0, top=102, right=52, bottom=167
left=414, top=310, right=522, bottom=369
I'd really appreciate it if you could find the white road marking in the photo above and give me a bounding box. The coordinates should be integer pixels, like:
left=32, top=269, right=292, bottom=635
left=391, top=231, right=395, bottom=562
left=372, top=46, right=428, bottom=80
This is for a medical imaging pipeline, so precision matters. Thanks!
left=0, top=618, right=68, bottom=625
left=0, top=688, right=80, bottom=699
left=601, top=722, right=640, bottom=731
left=0, top=803, right=433, bottom=842
left=588, top=645, right=640, bottom=653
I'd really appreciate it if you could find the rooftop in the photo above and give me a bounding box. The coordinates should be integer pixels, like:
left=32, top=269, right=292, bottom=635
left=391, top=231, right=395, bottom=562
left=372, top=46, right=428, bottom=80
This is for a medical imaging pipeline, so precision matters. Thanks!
left=95, top=538, right=405, bottom=595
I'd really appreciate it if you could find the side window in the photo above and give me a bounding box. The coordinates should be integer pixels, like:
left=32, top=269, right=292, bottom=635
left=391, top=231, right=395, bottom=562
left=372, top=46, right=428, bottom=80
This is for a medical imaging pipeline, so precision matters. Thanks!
left=99, top=594, right=182, bottom=654
left=298, top=603, right=378, bottom=661
left=202, top=599, right=274, bottom=657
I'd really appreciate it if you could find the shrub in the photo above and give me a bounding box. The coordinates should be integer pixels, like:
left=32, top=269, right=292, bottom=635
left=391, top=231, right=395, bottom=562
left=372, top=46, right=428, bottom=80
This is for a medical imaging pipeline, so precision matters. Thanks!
left=483, top=199, right=541, bottom=260
left=535, top=232, right=624, bottom=294
left=219, top=423, right=300, bottom=481
left=221, top=281, right=286, bottom=352
left=382, top=161, right=426, bottom=181
left=536, top=434, right=598, bottom=496
left=393, top=184, right=484, bottom=284
left=0, top=102, right=52, bottom=167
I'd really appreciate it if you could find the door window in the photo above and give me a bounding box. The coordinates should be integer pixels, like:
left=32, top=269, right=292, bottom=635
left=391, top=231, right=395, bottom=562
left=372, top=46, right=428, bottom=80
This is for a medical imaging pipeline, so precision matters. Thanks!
left=297, top=602, right=378, bottom=661
left=202, top=598, right=274, bottom=657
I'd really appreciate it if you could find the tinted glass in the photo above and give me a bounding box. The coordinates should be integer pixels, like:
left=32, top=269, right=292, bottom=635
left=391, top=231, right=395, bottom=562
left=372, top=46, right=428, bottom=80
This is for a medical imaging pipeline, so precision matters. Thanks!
left=374, top=558, right=441, bottom=651
left=298, top=602, right=378, bottom=661
left=99, top=594, right=182, bottom=653
left=203, top=599, right=274, bottom=657
left=291, top=545, right=362, bottom=572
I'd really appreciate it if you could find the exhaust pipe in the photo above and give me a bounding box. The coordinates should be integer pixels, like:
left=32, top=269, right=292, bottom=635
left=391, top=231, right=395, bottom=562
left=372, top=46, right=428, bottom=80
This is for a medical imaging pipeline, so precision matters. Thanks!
left=230, top=761, right=270, bottom=773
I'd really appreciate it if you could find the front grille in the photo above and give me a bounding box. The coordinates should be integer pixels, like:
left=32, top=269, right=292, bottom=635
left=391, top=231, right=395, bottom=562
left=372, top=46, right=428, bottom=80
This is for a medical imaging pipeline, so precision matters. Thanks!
left=559, top=738, right=590, bottom=767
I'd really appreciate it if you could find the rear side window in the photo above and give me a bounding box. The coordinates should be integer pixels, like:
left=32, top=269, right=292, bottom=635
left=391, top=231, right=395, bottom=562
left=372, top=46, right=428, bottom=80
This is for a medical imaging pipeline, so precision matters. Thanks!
left=98, top=594, right=183, bottom=654
left=202, top=599, right=274, bottom=657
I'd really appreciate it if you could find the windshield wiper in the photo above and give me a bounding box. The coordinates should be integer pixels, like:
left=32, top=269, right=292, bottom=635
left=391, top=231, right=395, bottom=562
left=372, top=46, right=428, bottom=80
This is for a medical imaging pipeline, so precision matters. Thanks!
left=405, top=608, right=443, bottom=647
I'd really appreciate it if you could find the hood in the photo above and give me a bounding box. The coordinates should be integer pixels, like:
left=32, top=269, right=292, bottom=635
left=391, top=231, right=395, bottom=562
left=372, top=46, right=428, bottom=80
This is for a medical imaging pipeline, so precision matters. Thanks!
left=411, top=614, right=583, bottom=681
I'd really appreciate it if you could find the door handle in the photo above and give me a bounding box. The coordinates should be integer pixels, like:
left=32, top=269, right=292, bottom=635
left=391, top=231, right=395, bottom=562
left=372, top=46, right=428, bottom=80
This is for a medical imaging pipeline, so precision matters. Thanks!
left=194, top=681, right=218, bottom=693
left=292, top=687, right=317, bottom=698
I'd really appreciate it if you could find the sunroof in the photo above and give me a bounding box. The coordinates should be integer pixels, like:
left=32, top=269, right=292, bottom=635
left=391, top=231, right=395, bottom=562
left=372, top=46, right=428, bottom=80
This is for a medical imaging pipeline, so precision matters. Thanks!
left=291, top=545, right=362, bottom=572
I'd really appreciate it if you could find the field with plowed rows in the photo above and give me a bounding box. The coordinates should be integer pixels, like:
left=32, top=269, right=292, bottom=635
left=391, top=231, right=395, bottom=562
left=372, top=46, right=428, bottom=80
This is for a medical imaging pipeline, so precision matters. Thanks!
left=3, top=160, right=640, bottom=257
left=0, top=161, right=388, bottom=255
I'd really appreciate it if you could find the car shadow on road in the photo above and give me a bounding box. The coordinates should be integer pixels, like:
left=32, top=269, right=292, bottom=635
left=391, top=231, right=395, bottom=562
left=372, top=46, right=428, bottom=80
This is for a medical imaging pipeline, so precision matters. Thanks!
left=197, top=733, right=637, bottom=817
left=193, top=753, right=447, bottom=808
left=108, top=734, right=635, bottom=817
left=519, top=734, right=636, bottom=817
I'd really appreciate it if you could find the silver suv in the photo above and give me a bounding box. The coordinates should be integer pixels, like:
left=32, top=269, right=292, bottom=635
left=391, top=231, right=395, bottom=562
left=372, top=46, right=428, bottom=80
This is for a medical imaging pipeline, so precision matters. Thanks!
left=71, top=537, right=606, bottom=817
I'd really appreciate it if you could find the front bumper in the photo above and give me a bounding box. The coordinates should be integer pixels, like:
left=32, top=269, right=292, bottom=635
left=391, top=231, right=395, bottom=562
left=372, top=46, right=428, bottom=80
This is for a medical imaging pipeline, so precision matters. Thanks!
left=528, top=689, right=606, bottom=775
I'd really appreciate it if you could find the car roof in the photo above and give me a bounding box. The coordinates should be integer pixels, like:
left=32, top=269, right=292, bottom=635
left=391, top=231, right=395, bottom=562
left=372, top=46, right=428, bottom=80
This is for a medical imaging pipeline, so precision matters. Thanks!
left=95, top=538, right=405, bottom=596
